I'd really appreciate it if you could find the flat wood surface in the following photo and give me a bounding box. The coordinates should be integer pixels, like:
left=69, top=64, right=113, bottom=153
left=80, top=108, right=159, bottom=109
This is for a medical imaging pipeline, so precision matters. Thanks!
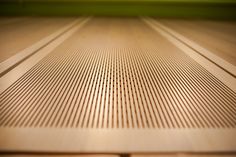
left=132, top=154, right=236, bottom=157
left=0, top=17, right=75, bottom=63
left=158, top=19, right=236, bottom=65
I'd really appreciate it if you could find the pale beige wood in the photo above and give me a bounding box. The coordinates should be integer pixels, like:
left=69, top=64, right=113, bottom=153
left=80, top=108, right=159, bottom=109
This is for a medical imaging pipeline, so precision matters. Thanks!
left=0, top=18, right=90, bottom=93
left=143, top=17, right=236, bottom=92
left=0, top=155, right=119, bottom=157
left=0, top=18, right=235, bottom=153
left=0, top=19, right=87, bottom=77
left=0, top=17, right=75, bottom=63
left=158, top=19, right=236, bottom=66
left=0, top=127, right=236, bottom=152
left=131, top=154, right=236, bottom=157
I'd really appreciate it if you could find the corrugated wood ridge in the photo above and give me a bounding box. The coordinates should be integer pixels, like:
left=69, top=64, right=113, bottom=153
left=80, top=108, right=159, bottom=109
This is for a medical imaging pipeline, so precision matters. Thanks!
left=0, top=18, right=236, bottom=129
left=0, top=46, right=236, bottom=129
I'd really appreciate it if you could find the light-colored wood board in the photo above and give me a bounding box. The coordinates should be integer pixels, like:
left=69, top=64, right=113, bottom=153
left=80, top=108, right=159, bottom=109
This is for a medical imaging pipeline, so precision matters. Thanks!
left=0, top=128, right=235, bottom=153
left=157, top=19, right=236, bottom=66
left=0, top=18, right=235, bottom=153
left=0, top=155, right=119, bottom=157
left=0, top=18, right=75, bottom=63
left=143, top=17, right=236, bottom=91
left=131, top=154, right=236, bottom=157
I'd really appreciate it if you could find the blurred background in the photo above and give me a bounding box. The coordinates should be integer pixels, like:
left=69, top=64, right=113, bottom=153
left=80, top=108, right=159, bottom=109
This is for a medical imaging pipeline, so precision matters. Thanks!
left=0, top=0, right=236, bottom=19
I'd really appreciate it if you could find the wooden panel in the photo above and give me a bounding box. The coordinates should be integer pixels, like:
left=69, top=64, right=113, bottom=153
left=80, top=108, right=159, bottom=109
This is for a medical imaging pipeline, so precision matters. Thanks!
left=0, top=17, right=75, bottom=62
left=0, top=18, right=235, bottom=153
left=158, top=19, right=236, bottom=66
left=131, top=154, right=236, bottom=157
left=1, top=18, right=235, bottom=129
left=0, top=155, right=119, bottom=157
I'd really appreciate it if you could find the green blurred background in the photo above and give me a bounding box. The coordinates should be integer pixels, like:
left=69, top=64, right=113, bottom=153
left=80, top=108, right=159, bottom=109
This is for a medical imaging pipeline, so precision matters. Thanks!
left=1, top=0, right=236, bottom=19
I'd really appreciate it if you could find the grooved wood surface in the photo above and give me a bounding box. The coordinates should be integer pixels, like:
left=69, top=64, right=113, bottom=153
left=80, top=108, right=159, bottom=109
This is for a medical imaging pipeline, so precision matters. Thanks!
left=0, top=18, right=235, bottom=129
